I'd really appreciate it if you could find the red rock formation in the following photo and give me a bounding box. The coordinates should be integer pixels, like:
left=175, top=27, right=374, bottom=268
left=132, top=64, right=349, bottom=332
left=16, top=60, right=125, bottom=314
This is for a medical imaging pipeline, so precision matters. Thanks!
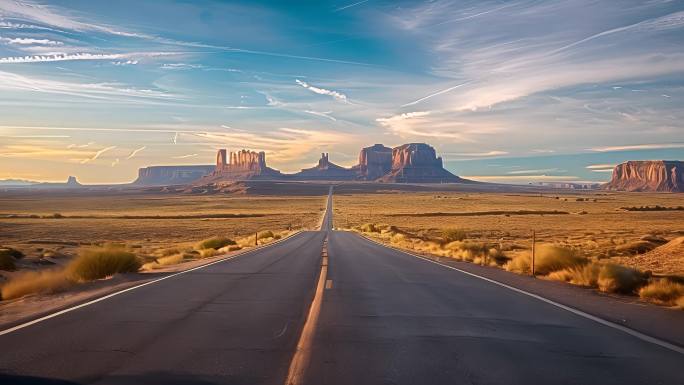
left=379, top=143, right=463, bottom=183
left=204, top=149, right=282, bottom=181
left=294, top=153, right=356, bottom=180
left=356, top=144, right=393, bottom=180
left=604, top=161, right=684, bottom=192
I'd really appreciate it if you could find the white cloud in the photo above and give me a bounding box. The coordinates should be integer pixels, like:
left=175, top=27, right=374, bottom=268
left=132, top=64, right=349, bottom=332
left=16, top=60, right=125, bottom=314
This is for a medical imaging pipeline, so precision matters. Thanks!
left=0, top=51, right=179, bottom=64
left=80, top=146, right=116, bottom=164
left=172, top=153, right=198, bottom=159
left=0, top=37, right=62, bottom=45
left=296, top=79, right=348, bottom=102
left=589, top=143, right=684, bottom=152
left=125, top=146, right=146, bottom=160
left=447, top=150, right=509, bottom=157
left=0, top=70, right=177, bottom=101
left=585, top=163, right=616, bottom=169
left=0, top=0, right=148, bottom=38
left=304, top=110, right=337, bottom=121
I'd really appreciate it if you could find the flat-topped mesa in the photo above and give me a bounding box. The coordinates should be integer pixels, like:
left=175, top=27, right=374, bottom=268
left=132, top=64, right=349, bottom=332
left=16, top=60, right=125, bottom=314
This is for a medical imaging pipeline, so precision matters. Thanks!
left=294, top=153, right=356, bottom=180
left=604, top=160, right=684, bottom=192
left=134, top=165, right=214, bottom=186
left=211, top=149, right=282, bottom=180
left=356, top=144, right=393, bottom=180
left=379, top=143, right=463, bottom=183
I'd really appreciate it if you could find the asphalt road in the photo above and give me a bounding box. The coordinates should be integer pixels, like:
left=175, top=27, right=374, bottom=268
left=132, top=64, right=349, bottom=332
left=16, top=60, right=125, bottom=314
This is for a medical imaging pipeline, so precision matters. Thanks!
left=2, top=188, right=683, bottom=385
left=0, top=230, right=325, bottom=385
left=305, top=231, right=684, bottom=385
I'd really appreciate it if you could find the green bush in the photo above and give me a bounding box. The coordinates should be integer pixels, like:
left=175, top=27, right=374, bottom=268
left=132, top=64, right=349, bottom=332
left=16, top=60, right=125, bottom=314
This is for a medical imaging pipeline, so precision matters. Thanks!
left=68, top=246, right=140, bottom=281
left=196, top=237, right=236, bottom=250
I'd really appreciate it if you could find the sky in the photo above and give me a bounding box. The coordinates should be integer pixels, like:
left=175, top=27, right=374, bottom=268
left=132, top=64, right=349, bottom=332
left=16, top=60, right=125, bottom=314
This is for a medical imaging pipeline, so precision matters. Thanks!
left=0, top=0, right=682, bottom=184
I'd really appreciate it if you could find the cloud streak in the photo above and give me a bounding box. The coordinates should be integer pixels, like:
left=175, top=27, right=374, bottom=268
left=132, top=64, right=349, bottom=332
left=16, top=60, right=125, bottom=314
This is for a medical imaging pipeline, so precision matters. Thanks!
left=125, top=146, right=146, bottom=160
left=296, top=79, right=348, bottom=102
left=80, top=146, right=116, bottom=164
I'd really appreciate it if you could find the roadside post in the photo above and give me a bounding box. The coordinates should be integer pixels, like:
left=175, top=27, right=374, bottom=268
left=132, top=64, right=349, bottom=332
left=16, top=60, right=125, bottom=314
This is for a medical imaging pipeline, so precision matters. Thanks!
left=531, top=230, right=536, bottom=277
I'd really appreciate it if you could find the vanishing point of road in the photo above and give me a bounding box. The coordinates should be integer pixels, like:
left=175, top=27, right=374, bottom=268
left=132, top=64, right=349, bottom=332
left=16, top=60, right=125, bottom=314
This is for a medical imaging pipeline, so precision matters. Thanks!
left=1, top=187, right=683, bottom=385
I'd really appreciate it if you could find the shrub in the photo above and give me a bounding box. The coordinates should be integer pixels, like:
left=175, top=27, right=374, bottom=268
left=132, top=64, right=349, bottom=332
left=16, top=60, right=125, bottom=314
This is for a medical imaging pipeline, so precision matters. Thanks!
left=1, top=269, right=73, bottom=300
left=257, top=230, right=275, bottom=240
left=0, top=247, right=24, bottom=259
left=360, top=223, right=379, bottom=233
left=68, top=246, right=140, bottom=281
left=506, top=244, right=586, bottom=275
left=597, top=264, right=648, bottom=294
left=442, top=228, right=467, bottom=242
left=196, top=237, right=236, bottom=250
left=677, top=296, right=684, bottom=310
left=0, top=254, right=16, bottom=271
left=548, top=263, right=600, bottom=287
left=639, top=280, right=684, bottom=305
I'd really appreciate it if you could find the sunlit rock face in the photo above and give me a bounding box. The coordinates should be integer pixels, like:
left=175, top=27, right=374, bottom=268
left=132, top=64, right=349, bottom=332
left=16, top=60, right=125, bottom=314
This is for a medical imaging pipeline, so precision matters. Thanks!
left=604, top=161, right=684, bottom=192
left=356, top=144, right=393, bottom=180
left=134, top=166, right=214, bottom=186
left=211, top=149, right=283, bottom=180
left=379, top=143, right=463, bottom=183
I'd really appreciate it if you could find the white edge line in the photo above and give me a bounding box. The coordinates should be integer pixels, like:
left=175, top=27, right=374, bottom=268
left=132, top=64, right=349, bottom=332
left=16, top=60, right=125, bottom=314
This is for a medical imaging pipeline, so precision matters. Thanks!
left=0, top=231, right=306, bottom=337
left=358, top=233, right=684, bottom=355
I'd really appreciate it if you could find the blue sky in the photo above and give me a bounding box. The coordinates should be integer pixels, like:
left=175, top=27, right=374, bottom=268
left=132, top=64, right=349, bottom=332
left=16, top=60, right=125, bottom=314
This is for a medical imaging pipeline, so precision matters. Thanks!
left=0, top=0, right=682, bottom=184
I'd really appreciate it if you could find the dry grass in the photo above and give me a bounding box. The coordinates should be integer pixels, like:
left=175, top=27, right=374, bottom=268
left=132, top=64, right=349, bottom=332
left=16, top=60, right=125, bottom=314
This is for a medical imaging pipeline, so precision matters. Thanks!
left=546, top=262, right=647, bottom=294
left=1, top=269, right=73, bottom=300
left=334, top=191, right=684, bottom=275
left=505, top=244, right=586, bottom=275
left=639, top=280, right=684, bottom=305
left=67, top=246, right=141, bottom=282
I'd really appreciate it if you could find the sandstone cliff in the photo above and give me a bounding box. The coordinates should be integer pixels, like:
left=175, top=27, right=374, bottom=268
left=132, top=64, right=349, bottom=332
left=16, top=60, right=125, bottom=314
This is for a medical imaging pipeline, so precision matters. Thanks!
left=355, top=144, right=393, bottom=180
left=134, top=165, right=214, bottom=186
left=379, top=143, right=463, bottom=183
left=604, top=161, right=683, bottom=192
left=205, top=149, right=282, bottom=181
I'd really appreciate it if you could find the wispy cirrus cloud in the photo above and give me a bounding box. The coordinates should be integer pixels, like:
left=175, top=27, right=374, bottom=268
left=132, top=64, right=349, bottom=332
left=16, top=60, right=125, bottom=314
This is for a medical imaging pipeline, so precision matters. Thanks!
left=295, top=79, right=348, bottom=102
left=80, top=145, right=116, bottom=164
left=589, top=143, right=684, bottom=152
left=172, top=153, right=198, bottom=159
left=125, top=146, right=146, bottom=160
left=0, top=70, right=177, bottom=101
left=0, top=0, right=148, bottom=38
left=0, top=37, right=62, bottom=45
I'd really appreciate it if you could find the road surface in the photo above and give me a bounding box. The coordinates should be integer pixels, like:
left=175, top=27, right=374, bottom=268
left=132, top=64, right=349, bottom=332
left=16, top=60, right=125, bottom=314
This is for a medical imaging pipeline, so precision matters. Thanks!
left=1, top=188, right=683, bottom=385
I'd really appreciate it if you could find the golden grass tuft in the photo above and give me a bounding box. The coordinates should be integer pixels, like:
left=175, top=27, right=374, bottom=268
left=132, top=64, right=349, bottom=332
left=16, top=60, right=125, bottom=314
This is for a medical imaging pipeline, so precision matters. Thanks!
left=505, top=244, right=586, bottom=275
left=547, top=262, right=647, bottom=294
left=638, top=280, right=684, bottom=305
left=1, top=269, right=73, bottom=300
left=67, top=245, right=140, bottom=282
